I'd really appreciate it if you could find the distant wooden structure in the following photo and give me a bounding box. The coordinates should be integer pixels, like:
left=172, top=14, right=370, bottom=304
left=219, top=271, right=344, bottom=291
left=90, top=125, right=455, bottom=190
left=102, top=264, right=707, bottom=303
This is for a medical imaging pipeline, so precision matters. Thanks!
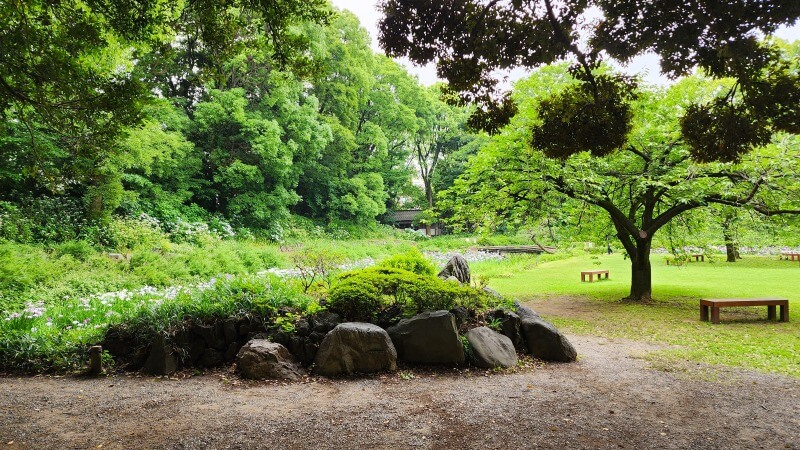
left=478, top=245, right=557, bottom=255
left=384, top=209, right=441, bottom=236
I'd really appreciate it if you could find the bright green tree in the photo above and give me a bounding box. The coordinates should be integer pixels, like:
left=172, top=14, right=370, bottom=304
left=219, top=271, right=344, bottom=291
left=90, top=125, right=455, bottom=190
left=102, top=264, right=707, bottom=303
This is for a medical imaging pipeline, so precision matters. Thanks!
left=445, top=65, right=800, bottom=300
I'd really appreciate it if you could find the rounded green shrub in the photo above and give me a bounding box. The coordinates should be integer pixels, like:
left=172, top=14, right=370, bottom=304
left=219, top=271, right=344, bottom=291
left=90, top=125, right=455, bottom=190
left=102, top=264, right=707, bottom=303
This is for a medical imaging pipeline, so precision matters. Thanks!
left=327, top=277, right=382, bottom=322
left=333, top=265, right=497, bottom=319
left=377, top=248, right=436, bottom=276
left=54, top=240, right=94, bottom=262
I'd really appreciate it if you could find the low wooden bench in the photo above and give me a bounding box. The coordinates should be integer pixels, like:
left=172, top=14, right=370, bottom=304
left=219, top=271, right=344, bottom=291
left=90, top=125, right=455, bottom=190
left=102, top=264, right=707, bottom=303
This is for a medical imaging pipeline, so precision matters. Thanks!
left=780, top=251, right=800, bottom=261
left=700, top=298, right=789, bottom=324
left=581, top=269, right=609, bottom=282
left=691, top=254, right=704, bottom=262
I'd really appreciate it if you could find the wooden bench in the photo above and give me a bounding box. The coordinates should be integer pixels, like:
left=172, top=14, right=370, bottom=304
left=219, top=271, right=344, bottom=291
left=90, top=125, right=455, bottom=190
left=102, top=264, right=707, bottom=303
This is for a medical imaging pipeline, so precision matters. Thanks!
left=700, top=298, right=789, bottom=324
left=581, top=269, right=609, bottom=282
left=691, top=254, right=704, bottom=262
left=780, top=251, right=800, bottom=261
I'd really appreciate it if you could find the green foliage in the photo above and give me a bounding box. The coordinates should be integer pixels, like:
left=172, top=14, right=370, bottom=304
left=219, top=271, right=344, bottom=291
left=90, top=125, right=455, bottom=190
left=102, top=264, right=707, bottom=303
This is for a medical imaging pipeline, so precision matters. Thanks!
left=532, top=74, right=637, bottom=159
left=327, top=277, right=383, bottom=322
left=379, top=0, right=799, bottom=162
left=377, top=248, right=436, bottom=276
left=460, top=335, right=474, bottom=361
left=443, top=64, right=800, bottom=301
left=291, top=245, right=346, bottom=293
left=331, top=265, right=499, bottom=319
left=0, top=272, right=313, bottom=372
left=0, top=197, right=87, bottom=244
left=54, top=241, right=95, bottom=262
left=97, top=216, right=166, bottom=251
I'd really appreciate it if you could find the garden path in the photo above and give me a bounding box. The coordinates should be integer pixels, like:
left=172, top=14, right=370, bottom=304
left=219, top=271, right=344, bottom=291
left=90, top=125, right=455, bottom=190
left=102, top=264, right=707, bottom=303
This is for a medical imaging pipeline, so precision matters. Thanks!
left=1, top=324, right=798, bottom=449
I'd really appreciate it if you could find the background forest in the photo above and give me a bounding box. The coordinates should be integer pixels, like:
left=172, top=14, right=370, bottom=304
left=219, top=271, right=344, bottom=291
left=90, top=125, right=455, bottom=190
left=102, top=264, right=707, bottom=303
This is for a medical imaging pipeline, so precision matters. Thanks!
left=0, top=1, right=477, bottom=245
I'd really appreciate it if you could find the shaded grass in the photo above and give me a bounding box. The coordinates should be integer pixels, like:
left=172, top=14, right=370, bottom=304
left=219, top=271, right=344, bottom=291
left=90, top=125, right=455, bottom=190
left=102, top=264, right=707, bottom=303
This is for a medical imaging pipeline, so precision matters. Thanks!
left=474, top=253, right=800, bottom=377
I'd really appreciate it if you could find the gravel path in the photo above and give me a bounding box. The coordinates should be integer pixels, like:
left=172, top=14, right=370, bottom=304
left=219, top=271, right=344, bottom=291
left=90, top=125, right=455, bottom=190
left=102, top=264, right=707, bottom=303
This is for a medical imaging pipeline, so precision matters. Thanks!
left=2, top=331, right=799, bottom=449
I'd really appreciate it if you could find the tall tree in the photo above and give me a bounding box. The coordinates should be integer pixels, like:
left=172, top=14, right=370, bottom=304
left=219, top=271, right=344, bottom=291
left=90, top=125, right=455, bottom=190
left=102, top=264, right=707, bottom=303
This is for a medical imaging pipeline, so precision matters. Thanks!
left=412, top=85, right=468, bottom=210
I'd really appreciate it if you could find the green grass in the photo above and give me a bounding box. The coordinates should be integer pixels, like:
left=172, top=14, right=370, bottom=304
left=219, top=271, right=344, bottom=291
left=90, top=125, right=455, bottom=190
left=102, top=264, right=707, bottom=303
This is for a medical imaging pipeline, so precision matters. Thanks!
left=474, top=253, right=800, bottom=378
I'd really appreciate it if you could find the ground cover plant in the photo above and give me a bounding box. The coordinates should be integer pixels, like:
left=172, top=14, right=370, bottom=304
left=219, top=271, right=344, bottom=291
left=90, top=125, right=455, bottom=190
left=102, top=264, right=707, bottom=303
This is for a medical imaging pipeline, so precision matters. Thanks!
left=0, top=235, right=493, bottom=373
left=473, top=253, right=800, bottom=377
left=0, top=272, right=320, bottom=372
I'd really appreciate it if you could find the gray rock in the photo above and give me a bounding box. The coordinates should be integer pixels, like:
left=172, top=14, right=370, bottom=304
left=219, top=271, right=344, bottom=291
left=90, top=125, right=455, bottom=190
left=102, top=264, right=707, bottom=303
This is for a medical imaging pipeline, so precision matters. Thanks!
left=450, top=306, right=469, bottom=328
left=294, top=318, right=311, bottom=336
left=194, top=323, right=226, bottom=350
left=482, top=286, right=504, bottom=299
left=288, top=335, right=317, bottom=366
left=465, top=326, right=518, bottom=369
left=520, top=317, right=577, bottom=362
left=388, top=310, right=465, bottom=365
left=222, top=319, right=237, bottom=345
left=437, top=255, right=471, bottom=284
left=500, top=311, right=527, bottom=353
left=107, top=252, right=127, bottom=262
left=199, top=348, right=224, bottom=367
left=514, top=301, right=541, bottom=321
left=173, top=327, right=205, bottom=365
left=313, top=323, right=397, bottom=376
left=224, top=342, right=241, bottom=362
left=310, top=311, right=341, bottom=333
left=309, top=331, right=326, bottom=344
left=236, top=319, right=251, bottom=338
left=237, top=340, right=305, bottom=380
left=142, top=334, right=178, bottom=375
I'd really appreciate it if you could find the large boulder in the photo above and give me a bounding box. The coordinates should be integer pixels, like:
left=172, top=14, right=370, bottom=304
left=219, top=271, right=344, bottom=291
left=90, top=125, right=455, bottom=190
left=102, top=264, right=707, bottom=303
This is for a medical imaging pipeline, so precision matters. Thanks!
left=488, top=308, right=527, bottom=353
left=520, top=316, right=577, bottom=362
left=465, top=326, right=518, bottom=369
left=438, top=255, right=471, bottom=284
left=514, top=301, right=541, bottom=321
left=310, top=311, right=341, bottom=333
left=387, top=310, right=465, bottom=365
left=237, top=340, right=305, bottom=380
left=142, top=334, right=178, bottom=375
left=313, top=323, right=397, bottom=376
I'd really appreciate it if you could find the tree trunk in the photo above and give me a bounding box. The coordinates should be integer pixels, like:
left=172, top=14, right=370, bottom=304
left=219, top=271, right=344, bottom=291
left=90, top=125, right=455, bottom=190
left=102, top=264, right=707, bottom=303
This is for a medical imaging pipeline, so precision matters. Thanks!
left=423, top=179, right=434, bottom=236
left=721, top=212, right=741, bottom=262
left=722, top=224, right=738, bottom=263
left=424, top=179, right=434, bottom=209
left=628, top=237, right=653, bottom=301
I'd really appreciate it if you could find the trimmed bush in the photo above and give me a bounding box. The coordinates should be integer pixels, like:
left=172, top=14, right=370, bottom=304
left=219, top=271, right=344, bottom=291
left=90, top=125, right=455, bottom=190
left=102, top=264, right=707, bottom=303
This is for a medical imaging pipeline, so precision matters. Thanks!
left=331, top=266, right=505, bottom=320
left=327, top=277, right=383, bottom=322
left=377, top=248, right=436, bottom=276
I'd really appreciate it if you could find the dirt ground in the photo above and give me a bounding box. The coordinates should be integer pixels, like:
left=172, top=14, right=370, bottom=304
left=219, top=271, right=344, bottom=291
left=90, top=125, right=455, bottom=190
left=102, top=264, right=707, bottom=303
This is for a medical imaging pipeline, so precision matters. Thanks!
left=1, top=301, right=799, bottom=450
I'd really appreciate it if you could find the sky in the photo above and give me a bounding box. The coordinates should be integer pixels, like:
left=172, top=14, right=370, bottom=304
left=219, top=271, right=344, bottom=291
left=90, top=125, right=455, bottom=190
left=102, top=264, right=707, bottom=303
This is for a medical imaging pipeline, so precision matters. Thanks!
left=329, top=0, right=800, bottom=87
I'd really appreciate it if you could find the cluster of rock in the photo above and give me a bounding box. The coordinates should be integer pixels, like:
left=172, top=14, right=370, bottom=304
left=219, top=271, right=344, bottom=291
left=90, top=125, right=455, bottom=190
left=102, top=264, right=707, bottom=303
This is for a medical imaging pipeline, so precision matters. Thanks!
left=238, top=304, right=575, bottom=379
left=106, top=254, right=576, bottom=378
left=103, top=311, right=341, bottom=375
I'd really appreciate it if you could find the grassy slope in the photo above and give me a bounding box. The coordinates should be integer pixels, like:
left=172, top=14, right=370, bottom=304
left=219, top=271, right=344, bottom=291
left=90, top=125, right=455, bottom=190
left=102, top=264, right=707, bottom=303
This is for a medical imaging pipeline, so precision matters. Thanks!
left=474, top=253, right=800, bottom=377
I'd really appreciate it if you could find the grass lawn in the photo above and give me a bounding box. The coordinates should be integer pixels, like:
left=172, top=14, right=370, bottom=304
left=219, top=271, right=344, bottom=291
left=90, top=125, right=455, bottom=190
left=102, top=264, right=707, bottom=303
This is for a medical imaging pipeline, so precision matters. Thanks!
left=474, top=253, right=800, bottom=378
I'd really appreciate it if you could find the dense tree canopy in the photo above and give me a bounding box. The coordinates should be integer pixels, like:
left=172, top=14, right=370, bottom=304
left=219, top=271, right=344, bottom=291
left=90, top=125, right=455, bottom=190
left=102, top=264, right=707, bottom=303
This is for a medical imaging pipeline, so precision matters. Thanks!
left=0, top=2, right=481, bottom=239
left=379, top=0, right=800, bottom=161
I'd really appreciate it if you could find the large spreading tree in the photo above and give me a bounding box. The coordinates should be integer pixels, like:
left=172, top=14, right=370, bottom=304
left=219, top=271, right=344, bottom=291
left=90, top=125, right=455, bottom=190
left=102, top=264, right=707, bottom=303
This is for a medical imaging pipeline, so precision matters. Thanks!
left=444, top=66, right=800, bottom=300
left=380, top=0, right=800, bottom=300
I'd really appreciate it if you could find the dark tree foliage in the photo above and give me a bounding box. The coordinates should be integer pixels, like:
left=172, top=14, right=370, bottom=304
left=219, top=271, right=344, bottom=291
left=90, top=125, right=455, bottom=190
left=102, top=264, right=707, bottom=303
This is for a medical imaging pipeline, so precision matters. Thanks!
left=532, top=73, right=637, bottom=158
left=378, top=0, right=800, bottom=162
